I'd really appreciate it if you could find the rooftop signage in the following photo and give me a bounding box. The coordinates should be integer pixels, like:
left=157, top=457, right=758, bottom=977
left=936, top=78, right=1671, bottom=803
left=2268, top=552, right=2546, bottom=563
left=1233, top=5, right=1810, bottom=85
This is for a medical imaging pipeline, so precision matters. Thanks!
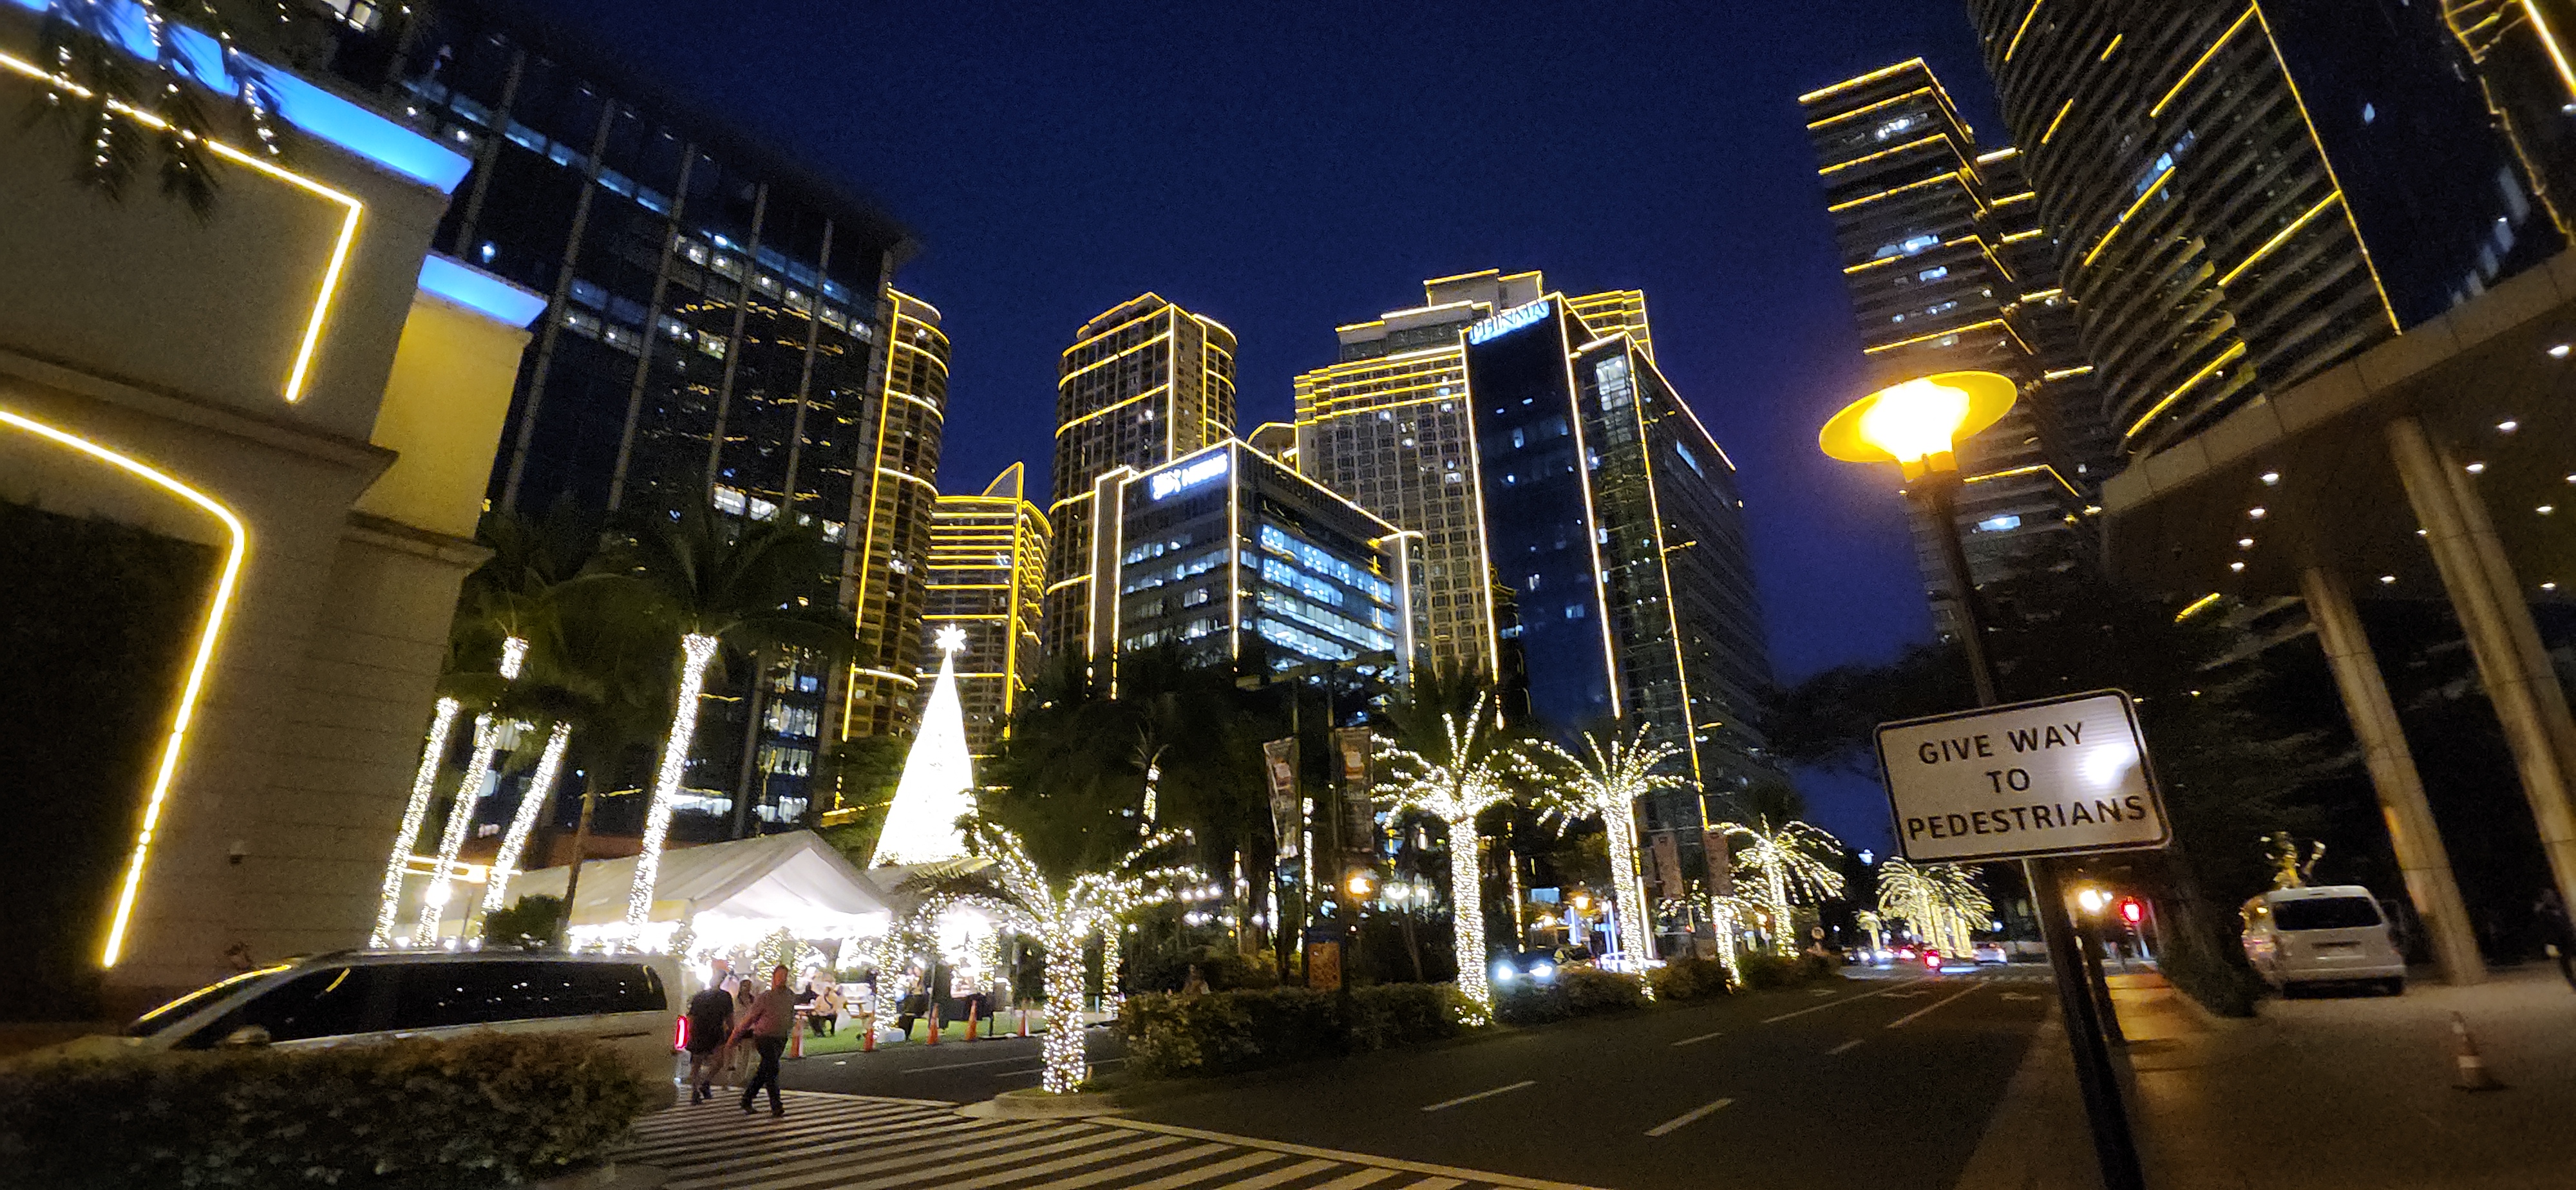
left=1466, top=298, right=1552, bottom=346
left=1148, top=451, right=1229, bottom=500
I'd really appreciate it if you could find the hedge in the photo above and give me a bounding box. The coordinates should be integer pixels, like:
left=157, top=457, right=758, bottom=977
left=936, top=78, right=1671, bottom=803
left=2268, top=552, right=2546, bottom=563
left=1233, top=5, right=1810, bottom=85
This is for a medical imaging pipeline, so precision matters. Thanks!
left=1119, top=983, right=1472, bottom=1078
left=1495, top=966, right=1645, bottom=1025
left=0, top=1032, right=653, bottom=1189
left=1644, top=956, right=1732, bottom=1002
left=1736, top=952, right=1841, bottom=989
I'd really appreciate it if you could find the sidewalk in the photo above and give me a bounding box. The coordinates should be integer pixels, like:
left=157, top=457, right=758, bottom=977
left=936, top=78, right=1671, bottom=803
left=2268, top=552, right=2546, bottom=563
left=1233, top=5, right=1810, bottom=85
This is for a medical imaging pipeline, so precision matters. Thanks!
left=1954, top=964, right=2576, bottom=1190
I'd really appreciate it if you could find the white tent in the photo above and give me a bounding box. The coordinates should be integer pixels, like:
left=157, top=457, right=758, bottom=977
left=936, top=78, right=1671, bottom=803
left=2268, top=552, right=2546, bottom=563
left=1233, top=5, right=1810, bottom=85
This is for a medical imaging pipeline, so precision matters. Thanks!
left=509, top=830, right=893, bottom=952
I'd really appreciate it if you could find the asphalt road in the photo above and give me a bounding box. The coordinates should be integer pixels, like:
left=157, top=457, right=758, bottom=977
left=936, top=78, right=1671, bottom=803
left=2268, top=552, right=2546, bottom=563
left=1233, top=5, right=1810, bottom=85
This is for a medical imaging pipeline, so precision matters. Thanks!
left=781, top=968, right=2052, bottom=1190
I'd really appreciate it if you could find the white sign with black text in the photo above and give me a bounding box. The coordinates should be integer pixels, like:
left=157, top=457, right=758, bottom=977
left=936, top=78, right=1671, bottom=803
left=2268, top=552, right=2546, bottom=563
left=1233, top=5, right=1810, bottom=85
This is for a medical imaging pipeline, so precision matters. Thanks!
left=1874, top=690, right=2168, bottom=863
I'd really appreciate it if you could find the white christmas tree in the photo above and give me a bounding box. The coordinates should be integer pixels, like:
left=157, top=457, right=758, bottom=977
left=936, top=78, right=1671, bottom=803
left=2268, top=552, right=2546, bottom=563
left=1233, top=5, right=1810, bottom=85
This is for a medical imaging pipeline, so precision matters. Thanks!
left=871, top=625, right=978, bottom=867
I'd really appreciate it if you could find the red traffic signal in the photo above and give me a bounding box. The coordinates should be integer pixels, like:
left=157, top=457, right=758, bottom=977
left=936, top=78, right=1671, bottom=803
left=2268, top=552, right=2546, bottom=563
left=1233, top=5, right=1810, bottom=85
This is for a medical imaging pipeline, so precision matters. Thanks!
left=2118, top=898, right=2144, bottom=925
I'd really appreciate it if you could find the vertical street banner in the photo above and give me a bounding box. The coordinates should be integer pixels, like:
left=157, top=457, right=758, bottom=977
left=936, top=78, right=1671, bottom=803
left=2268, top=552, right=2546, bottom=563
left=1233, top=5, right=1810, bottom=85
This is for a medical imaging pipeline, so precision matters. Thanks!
left=1331, top=726, right=1377, bottom=855
left=1701, top=827, right=1732, bottom=892
left=1650, top=831, right=1683, bottom=900
left=1262, top=737, right=1300, bottom=861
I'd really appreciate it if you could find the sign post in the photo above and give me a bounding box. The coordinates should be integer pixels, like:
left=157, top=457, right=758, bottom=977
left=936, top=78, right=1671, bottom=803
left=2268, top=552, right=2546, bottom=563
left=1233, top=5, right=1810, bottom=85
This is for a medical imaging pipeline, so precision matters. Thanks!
left=1875, top=689, right=2161, bottom=1190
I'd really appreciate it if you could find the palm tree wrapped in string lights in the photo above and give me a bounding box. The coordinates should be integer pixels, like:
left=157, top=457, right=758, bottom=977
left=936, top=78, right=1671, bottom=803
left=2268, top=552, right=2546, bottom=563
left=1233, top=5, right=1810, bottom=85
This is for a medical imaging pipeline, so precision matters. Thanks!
left=1715, top=813, right=1847, bottom=958
left=1374, top=692, right=1523, bottom=1013
left=1876, top=856, right=1991, bottom=960
left=1530, top=722, right=1695, bottom=996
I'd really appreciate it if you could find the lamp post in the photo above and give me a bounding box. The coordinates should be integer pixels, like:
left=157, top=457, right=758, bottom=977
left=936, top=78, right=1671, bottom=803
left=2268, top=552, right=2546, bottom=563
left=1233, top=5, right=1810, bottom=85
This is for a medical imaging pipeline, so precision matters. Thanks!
left=1821, top=371, right=2146, bottom=1190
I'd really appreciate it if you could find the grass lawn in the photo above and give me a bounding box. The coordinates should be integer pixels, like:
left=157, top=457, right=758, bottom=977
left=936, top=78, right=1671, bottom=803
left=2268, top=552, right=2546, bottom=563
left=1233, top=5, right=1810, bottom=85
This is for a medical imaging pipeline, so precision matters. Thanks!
left=791, top=1010, right=1047, bottom=1056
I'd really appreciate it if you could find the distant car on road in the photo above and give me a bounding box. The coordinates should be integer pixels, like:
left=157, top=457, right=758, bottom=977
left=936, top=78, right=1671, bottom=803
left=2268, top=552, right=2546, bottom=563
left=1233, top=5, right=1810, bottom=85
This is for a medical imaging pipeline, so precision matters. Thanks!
left=1973, top=941, right=2009, bottom=965
left=2241, top=885, right=2407, bottom=996
left=82, top=950, right=686, bottom=1104
left=1490, top=950, right=1562, bottom=988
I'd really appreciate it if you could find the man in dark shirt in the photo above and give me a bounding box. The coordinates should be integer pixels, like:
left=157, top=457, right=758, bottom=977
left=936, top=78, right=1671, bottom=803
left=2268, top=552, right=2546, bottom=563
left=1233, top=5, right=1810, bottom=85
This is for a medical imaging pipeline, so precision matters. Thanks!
left=683, top=963, right=735, bottom=1103
left=730, top=965, right=799, bottom=1117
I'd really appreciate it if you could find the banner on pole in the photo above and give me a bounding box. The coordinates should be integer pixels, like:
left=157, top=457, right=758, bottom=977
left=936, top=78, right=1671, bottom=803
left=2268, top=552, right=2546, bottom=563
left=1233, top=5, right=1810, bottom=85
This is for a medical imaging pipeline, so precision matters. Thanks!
left=1331, top=727, right=1377, bottom=855
left=1262, top=737, right=1300, bottom=861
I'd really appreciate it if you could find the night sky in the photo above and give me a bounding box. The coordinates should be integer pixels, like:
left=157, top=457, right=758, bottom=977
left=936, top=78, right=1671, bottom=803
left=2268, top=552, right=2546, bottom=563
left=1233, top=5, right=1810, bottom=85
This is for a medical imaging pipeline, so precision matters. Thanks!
left=527, top=0, right=2007, bottom=849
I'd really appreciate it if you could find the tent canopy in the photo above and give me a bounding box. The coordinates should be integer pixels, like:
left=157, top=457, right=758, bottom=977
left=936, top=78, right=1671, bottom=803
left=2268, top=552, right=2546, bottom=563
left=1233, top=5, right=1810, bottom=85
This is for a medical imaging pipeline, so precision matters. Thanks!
left=509, top=830, right=892, bottom=937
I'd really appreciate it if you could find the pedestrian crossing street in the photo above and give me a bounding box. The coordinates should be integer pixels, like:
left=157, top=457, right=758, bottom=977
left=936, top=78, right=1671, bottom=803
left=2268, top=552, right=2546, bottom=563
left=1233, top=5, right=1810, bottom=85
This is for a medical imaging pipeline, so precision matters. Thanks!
left=612, top=1091, right=1600, bottom=1190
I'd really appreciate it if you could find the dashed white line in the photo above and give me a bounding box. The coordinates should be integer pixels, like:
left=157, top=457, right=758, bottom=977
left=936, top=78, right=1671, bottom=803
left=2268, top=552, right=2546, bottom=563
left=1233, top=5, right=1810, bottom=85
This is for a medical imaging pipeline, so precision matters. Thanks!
left=1827, top=1039, right=1864, bottom=1055
left=1669, top=1029, right=1725, bottom=1048
left=1420, top=1080, right=1536, bottom=1112
left=1644, top=1097, right=1734, bottom=1137
left=1759, top=978, right=1928, bottom=1023
left=1886, top=987, right=1982, bottom=1029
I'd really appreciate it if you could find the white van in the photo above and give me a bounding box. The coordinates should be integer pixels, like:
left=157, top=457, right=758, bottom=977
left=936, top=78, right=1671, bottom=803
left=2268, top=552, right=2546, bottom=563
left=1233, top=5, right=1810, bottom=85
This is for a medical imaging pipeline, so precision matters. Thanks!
left=2240, top=885, right=2407, bottom=995
left=104, top=951, right=685, bottom=1105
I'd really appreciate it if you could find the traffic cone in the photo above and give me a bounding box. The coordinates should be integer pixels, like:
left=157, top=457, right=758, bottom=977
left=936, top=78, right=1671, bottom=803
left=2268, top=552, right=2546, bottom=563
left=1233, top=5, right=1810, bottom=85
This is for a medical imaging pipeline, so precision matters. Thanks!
left=789, top=1017, right=804, bottom=1059
left=2452, top=1012, right=2503, bottom=1091
left=860, top=1019, right=875, bottom=1052
left=1017, top=1008, right=1030, bottom=1037
left=926, top=1005, right=941, bottom=1046
left=965, top=1002, right=981, bottom=1041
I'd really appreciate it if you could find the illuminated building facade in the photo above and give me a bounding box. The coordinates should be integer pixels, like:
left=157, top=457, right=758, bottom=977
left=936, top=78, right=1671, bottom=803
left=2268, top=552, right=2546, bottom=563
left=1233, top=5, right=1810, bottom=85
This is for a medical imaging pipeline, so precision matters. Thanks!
left=1962, top=0, right=2559, bottom=458
left=922, top=464, right=1051, bottom=755
left=305, top=0, right=937, bottom=836
left=1045, top=294, right=1237, bottom=663
left=1801, top=61, right=2108, bottom=636
left=1088, top=440, right=1413, bottom=679
left=2441, top=1, right=2576, bottom=238
left=1457, top=293, right=1776, bottom=835
left=1293, top=270, right=1656, bottom=679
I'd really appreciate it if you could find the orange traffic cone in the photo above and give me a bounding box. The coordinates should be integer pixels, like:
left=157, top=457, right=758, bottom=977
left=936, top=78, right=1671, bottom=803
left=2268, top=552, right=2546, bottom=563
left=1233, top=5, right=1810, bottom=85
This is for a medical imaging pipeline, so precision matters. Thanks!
left=1017, top=1008, right=1030, bottom=1037
left=861, top=1019, right=875, bottom=1052
left=2452, top=1012, right=2503, bottom=1091
left=965, top=1003, right=981, bottom=1041
left=789, top=1015, right=804, bottom=1059
left=926, top=1005, right=942, bottom=1046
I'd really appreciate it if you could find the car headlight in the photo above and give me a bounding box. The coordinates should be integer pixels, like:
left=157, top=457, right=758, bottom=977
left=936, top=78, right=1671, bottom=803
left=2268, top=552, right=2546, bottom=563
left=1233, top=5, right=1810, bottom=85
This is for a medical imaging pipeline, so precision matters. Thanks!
left=1533, top=963, right=1555, bottom=982
left=1493, top=963, right=1514, bottom=983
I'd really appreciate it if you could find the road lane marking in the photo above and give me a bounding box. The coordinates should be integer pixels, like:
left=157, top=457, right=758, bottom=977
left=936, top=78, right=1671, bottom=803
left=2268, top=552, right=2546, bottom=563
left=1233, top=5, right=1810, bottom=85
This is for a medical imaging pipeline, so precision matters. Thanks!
left=1644, top=1097, right=1734, bottom=1137
left=1827, top=1039, right=1864, bottom=1055
left=1420, top=1079, right=1536, bottom=1111
left=1810, top=987, right=1837, bottom=996
left=2001, top=992, right=2043, bottom=1001
left=990, top=1057, right=1126, bottom=1077
left=902, top=1052, right=1049, bottom=1072
left=1759, top=978, right=1927, bottom=1023
left=1669, top=1028, right=1726, bottom=1048
left=1097, top=1117, right=1606, bottom=1189
left=1886, top=987, right=1982, bottom=1028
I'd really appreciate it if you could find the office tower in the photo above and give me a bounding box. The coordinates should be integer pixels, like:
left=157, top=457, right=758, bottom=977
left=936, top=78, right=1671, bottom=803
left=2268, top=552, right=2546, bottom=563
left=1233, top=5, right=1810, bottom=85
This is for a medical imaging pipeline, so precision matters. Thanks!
left=1457, top=291, right=1776, bottom=834
left=2442, top=1, right=2576, bottom=237
left=922, top=464, right=1051, bottom=756
left=1964, top=0, right=2559, bottom=458
left=845, top=290, right=949, bottom=741
left=1293, top=271, right=1664, bottom=679
left=1800, top=61, right=2108, bottom=636
left=1086, top=441, right=1413, bottom=679
left=1044, top=294, right=1237, bottom=663
left=302, top=0, right=933, bottom=835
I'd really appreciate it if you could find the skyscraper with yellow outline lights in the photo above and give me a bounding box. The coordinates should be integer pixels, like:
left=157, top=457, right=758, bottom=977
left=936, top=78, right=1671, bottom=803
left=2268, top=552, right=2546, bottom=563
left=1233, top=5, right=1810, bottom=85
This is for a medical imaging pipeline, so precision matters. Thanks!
left=1800, top=60, right=2108, bottom=640
left=842, top=289, right=948, bottom=742
left=1043, top=294, right=1237, bottom=663
left=922, top=464, right=1051, bottom=756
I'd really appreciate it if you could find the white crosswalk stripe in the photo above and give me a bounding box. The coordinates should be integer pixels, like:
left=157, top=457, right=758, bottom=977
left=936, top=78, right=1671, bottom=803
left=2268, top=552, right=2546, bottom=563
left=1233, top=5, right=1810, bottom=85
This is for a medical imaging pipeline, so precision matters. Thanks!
left=612, top=1091, right=1603, bottom=1189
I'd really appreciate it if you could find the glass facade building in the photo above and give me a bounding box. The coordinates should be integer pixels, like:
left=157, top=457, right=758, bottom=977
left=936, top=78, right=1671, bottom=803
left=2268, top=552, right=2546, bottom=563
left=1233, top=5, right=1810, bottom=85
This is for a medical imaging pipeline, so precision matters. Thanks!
left=1088, top=441, right=1413, bottom=680
left=921, top=464, right=1051, bottom=757
left=1801, top=61, right=2110, bottom=639
left=1045, top=294, right=1238, bottom=665
left=298, top=0, right=931, bottom=838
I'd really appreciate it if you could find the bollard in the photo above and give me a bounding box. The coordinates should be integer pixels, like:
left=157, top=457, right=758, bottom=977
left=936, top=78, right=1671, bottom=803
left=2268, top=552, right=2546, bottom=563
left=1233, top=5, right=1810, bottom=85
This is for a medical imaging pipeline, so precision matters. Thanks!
left=926, top=1005, right=941, bottom=1046
left=2452, top=1012, right=2503, bottom=1091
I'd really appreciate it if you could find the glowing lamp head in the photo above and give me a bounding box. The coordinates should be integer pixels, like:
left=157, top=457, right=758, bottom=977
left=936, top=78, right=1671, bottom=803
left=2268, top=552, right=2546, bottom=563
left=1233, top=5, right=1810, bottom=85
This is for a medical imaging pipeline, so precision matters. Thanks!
left=1819, top=371, right=2018, bottom=480
left=2077, top=887, right=2109, bottom=914
left=1346, top=871, right=1374, bottom=898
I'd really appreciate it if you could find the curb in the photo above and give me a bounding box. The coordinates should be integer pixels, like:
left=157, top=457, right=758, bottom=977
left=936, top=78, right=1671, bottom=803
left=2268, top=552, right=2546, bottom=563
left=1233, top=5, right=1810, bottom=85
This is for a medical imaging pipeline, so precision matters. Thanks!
left=973, top=1087, right=1122, bottom=1119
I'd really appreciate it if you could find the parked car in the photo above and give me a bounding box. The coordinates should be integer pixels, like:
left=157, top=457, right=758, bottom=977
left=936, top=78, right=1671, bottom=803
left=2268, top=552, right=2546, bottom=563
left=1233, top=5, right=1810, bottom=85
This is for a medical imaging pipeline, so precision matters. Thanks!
left=1491, top=950, right=1562, bottom=988
left=2240, top=885, right=2407, bottom=995
left=96, top=950, right=686, bottom=1103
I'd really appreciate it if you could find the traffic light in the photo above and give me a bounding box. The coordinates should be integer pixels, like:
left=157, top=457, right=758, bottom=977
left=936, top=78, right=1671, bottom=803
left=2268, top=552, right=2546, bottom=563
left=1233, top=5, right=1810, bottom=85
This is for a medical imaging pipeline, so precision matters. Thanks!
left=2119, top=898, right=2144, bottom=925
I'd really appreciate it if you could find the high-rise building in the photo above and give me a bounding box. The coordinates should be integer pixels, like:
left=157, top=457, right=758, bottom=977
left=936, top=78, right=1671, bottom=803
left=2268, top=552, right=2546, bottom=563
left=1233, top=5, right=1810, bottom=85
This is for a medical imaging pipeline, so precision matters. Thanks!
left=1044, top=294, right=1236, bottom=663
left=844, top=290, right=949, bottom=742
left=921, top=464, right=1050, bottom=756
left=1086, top=441, right=1414, bottom=680
left=301, top=0, right=934, bottom=836
left=1964, top=0, right=2559, bottom=458
left=1293, top=270, right=1662, bottom=678
left=1799, top=61, right=2108, bottom=635
left=2441, top=1, right=2576, bottom=238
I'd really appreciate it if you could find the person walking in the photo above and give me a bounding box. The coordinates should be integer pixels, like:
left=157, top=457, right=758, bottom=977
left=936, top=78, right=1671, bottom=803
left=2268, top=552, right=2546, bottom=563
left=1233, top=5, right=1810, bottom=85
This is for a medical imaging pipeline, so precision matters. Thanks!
left=2536, top=888, right=2576, bottom=992
left=683, top=963, right=735, bottom=1102
left=730, top=975, right=761, bottom=1087
left=730, top=965, right=797, bottom=1117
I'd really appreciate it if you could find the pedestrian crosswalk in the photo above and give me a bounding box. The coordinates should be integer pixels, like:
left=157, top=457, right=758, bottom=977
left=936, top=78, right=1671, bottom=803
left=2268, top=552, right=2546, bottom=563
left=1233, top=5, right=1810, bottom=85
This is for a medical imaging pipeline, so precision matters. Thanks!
left=612, top=1091, right=1602, bottom=1190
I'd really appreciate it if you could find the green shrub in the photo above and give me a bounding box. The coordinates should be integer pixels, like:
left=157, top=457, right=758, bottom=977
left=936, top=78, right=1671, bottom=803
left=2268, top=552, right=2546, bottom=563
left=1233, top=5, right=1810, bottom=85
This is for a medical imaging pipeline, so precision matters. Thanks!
left=1646, top=956, right=1732, bottom=1001
left=1495, top=965, right=1645, bottom=1023
left=483, top=894, right=566, bottom=950
left=1493, top=981, right=1569, bottom=1025
left=1119, top=983, right=1473, bottom=1078
left=1736, top=951, right=1839, bottom=989
left=0, top=1032, right=651, bottom=1189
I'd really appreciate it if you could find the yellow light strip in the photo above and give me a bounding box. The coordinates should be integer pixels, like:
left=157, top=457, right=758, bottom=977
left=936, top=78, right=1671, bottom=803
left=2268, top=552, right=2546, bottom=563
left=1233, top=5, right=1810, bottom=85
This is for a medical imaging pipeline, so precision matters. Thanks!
left=1054, top=386, right=1170, bottom=436
left=2005, top=0, right=2047, bottom=61
left=2217, top=193, right=2342, bottom=287
left=2123, top=341, right=2248, bottom=440
left=0, top=50, right=363, bottom=404
left=2175, top=592, right=2224, bottom=621
left=2152, top=7, right=2255, bottom=118
left=1819, top=133, right=1949, bottom=176
left=2521, top=1, right=2576, bottom=99
left=1800, top=86, right=1933, bottom=129
left=0, top=409, right=248, bottom=967
left=1862, top=317, right=2011, bottom=355
left=2251, top=2, right=2400, bottom=332
left=2100, top=33, right=2124, bottom=61
left=1825, top=171, right=1964, bottom=213
left=2081, top=164, right=2176, bottom=269
left=2041, top=97, right=2075, bottom=144
left=2043, top=364, right=2094, bottom=380
left=1797, top=57, right=1927, bottom=105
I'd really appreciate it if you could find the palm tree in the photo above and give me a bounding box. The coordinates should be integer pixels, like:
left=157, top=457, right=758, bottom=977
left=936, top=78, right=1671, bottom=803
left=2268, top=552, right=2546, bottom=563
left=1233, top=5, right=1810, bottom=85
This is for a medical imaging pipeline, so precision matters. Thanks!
left=1374, top=690, right=1523, bottom=1012
left=1714, top=782, right=1848, bottom=957
left=1876, top=857, right=1991, bottom=959
left=609, top=506, right=846, bottom=935
left=1530, top=722, right=1694, bottom=986
left=33, top=0, right=292, bottom=215
left=903, top=820, right=1197, bottom=1093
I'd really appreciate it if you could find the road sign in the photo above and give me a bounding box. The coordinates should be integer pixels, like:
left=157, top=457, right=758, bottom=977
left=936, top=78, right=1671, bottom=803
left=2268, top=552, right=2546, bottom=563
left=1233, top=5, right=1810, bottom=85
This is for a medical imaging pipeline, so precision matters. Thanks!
left=1875, top=689, right=2168, bottom=863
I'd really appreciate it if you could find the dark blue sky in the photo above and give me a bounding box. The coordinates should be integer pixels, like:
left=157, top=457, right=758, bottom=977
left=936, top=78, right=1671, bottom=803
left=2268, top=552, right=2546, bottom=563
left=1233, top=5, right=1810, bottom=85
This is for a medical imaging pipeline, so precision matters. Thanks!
left=530, top=0, right=2005, bottom=847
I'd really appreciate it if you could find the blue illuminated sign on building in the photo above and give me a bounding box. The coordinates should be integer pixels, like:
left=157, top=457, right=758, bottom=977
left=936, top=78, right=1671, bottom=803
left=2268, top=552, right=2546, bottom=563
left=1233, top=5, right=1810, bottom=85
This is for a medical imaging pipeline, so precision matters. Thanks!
left=1148, top=452, right=1229, bottom=500
left=1466, top=298, right=1552, bottom=346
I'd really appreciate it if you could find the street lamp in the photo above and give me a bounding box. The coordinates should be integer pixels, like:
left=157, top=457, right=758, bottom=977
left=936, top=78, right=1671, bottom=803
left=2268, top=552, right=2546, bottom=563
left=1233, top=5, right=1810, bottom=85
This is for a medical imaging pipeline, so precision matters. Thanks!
left=1819, top=370, right=2144, bottom=1190
left=2077, top=886, right=2110, bottom=915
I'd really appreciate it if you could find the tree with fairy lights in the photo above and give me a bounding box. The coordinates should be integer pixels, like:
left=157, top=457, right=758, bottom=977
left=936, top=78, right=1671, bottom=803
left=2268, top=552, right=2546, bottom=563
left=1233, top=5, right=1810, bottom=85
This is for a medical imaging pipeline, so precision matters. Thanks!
left=1530, top=722, right=1694, bottom=994
left=33, top=0, right=294, bottom=215
left=902, top=820, right=1198, bottom=1093
left=1714, top=781, right=1848, bottom=958
left=1374, top=691, right=1523, bottom=1012
left=1876, top=856, right=1990, bottom=960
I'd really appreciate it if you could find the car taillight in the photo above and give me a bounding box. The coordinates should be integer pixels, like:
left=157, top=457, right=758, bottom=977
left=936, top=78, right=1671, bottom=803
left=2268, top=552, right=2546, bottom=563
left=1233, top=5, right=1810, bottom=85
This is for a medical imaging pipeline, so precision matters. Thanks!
left=673, top=1015, right=689, bottom=1052
left=1922, top=952, right=1942, bottom=970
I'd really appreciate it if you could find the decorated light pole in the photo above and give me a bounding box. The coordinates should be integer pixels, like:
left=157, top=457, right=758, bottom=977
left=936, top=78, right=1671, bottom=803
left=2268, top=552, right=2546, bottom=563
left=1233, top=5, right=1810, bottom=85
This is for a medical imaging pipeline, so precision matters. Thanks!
left=1375, top=694, right=1520, bottom=1014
